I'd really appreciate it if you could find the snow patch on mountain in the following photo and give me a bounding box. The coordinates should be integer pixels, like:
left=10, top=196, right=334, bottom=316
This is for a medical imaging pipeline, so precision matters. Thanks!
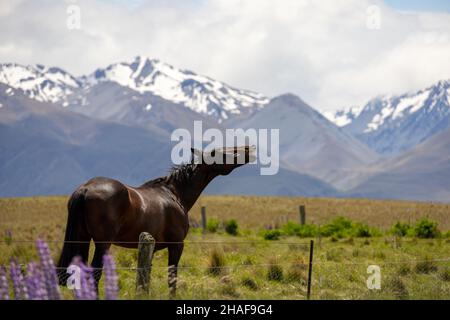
left=323, top=106, right=362, bottom=127
left=0, top=63, right=80, bottom=104
left=87, top=56, right=269, bottom=120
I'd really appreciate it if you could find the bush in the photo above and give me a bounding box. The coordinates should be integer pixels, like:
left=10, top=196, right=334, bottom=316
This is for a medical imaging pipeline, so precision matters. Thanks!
left=241, top=277, right=258, bottom=290
left=439, top=267, right=450, bottom=281
left=414, top=218, right=440, bottom=238
left=263, top=229, right=281, bottom=240
left=225, top=219, right=239, bottom=236
left=320, top=217, right=354, bottom=238
left=280, top=221, right=301, bottom=236
left=415, top=257, right=438, bottom=274
left=353, top=223, right=372, bottom=237
left=282, top=222, right=318, bottom=237
left=390, top=222, right=412, bottom=237
left=397, top=264, right=411, bottom=276
left=208, top=248, right=226, bottom=276
left=385, top=276, right=409, bottom=300
left=206, top=218, right=220, bottom=233
left=267, top=261, right=283, bottom=281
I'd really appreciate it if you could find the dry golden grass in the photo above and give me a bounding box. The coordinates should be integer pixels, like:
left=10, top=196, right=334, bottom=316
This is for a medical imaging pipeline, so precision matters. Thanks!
left=191, top=195, right=450, bottom=231
left=1, top=195, right=449, bottom=237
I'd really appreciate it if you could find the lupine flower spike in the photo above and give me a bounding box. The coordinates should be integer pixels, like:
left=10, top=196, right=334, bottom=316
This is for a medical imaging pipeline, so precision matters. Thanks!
left=10, top=260, right=28, bottom=300
left=103, top=254, right=119, bottom=300
left=71, top=256, right=97, bottom=300
left=36, top=239, right=60, bottom=300
left=25, top=262, right=48, bottom=300
left=0, top=266, right=10, bottom=300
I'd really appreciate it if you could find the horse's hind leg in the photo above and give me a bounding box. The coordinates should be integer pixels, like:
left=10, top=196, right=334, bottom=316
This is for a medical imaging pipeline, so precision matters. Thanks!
left=91, top=242, right=112, bottom=290
left=168, top=242, right=184, bottom=298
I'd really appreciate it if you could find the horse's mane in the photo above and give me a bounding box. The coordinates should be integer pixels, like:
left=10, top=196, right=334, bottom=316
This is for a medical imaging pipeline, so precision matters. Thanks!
left=141, top=161, right=198, bottom=188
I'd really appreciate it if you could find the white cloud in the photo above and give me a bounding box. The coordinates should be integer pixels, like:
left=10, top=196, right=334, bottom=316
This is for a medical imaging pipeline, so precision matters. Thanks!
left=0, top=0, right=449, bottom=111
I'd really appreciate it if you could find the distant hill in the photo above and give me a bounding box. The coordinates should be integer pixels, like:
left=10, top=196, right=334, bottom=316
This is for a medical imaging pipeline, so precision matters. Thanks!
left=0, top=84, right=171, bottom=197
left=231, top=94, right=379, bottom=189
left=347, top=127, right=450, bottom=202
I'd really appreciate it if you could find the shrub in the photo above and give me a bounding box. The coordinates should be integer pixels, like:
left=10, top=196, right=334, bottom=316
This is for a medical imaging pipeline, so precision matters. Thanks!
left=225, top=219, right=238, bottom=236
left=390, top=222, right=412, bottom=237
left=278, top=222, right=318, bottom=237
left=320, top=217, right=353, bottom=238
left=415, top=257, right=438, bottom=274
left=280, top=222, right=299, bottom=236
left=267, top=260, right=283, bottom=281
left=208, top=248, right=226, bottom=276
left=385, top=276, right=409, bottom=300
left=241, top=277, right=258, bottom=290
left=297, top=224, right=318, bottom=238
left=438, top=267, right=450, bottom=281
left=206, top=218, right=220, bottom=233
left=263, top=229, right=281, bottom=240
left=414, top=218, right=440, bottom=238
left=397, top=264, right=411, bottom=276
left=353, top=223, right=372, bottom=237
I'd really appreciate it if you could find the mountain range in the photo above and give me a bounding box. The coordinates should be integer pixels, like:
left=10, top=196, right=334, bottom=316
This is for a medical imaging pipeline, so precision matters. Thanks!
left=0, top=57, right=449, bottom=202
left=325, top=80, right=450, bottom=155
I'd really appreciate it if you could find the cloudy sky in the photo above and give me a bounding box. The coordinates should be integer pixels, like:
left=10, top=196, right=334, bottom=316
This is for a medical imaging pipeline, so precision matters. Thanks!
left=1, top=0, right=449, bottom=111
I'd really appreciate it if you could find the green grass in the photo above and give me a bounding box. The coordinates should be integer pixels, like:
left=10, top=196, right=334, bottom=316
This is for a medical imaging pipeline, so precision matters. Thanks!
left=0, top=195, right=449, bottom=300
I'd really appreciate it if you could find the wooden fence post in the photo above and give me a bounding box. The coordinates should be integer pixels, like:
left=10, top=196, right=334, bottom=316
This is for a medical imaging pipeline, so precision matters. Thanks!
left=299, top=205, right=306, bottom=225
left=136, top=232, right=155, bottom=296
left=201, top=206, right=207, bottom=233
left=306, top=239, right=314, bottom=300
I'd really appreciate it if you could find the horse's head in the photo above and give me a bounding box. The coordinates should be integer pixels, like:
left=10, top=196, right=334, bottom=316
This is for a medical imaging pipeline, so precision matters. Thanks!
left=191, top=146, right=256, bottom=175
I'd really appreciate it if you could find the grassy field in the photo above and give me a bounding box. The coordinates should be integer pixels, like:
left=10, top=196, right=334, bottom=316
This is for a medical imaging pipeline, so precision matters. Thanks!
left=0, top=195, right=449, bottom=300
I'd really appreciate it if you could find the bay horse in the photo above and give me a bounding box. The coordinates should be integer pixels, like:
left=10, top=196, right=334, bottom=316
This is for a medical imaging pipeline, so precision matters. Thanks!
left=57, top=146, right=255, bottom=297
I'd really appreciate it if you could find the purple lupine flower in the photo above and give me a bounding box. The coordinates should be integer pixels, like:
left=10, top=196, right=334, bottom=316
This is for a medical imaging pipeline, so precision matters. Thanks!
left=103, top=254, right=118, bottom=300
left=71, top=257, right=97, bottom=300
left=35, top=239, right=60, bottom=300
left=10, top=260, right=28, bottom=300
left=25, top=262, right=48, bottom=300
left=0, top=266, right=10, bottom=300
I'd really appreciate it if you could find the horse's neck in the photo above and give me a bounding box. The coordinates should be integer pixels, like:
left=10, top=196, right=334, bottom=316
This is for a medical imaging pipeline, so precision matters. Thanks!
left=171, top=170, right=217, bottom=212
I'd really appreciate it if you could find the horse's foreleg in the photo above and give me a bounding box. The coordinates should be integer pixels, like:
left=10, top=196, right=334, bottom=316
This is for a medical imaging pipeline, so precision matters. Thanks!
left=168, top=242, right=184, bottom=299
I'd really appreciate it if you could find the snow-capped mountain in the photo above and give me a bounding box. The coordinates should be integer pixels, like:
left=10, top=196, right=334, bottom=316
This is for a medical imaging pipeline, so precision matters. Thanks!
left=0, top=63, right=81, bottom=105
left=84, top=56, right=268, bottom=121
left=323, top=106, right=362, bottom=127
left=0, top=57, right=269, bottom=122
left=326, top=80, right=450, bottom=155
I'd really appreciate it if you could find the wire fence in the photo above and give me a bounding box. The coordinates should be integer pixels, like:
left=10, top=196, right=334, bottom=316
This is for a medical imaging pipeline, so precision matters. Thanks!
left=0, top=237, right=449, bottom=300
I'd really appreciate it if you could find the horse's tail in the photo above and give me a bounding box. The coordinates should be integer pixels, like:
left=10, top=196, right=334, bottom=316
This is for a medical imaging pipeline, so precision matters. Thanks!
left=57, top=187, right=90, bottom=285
